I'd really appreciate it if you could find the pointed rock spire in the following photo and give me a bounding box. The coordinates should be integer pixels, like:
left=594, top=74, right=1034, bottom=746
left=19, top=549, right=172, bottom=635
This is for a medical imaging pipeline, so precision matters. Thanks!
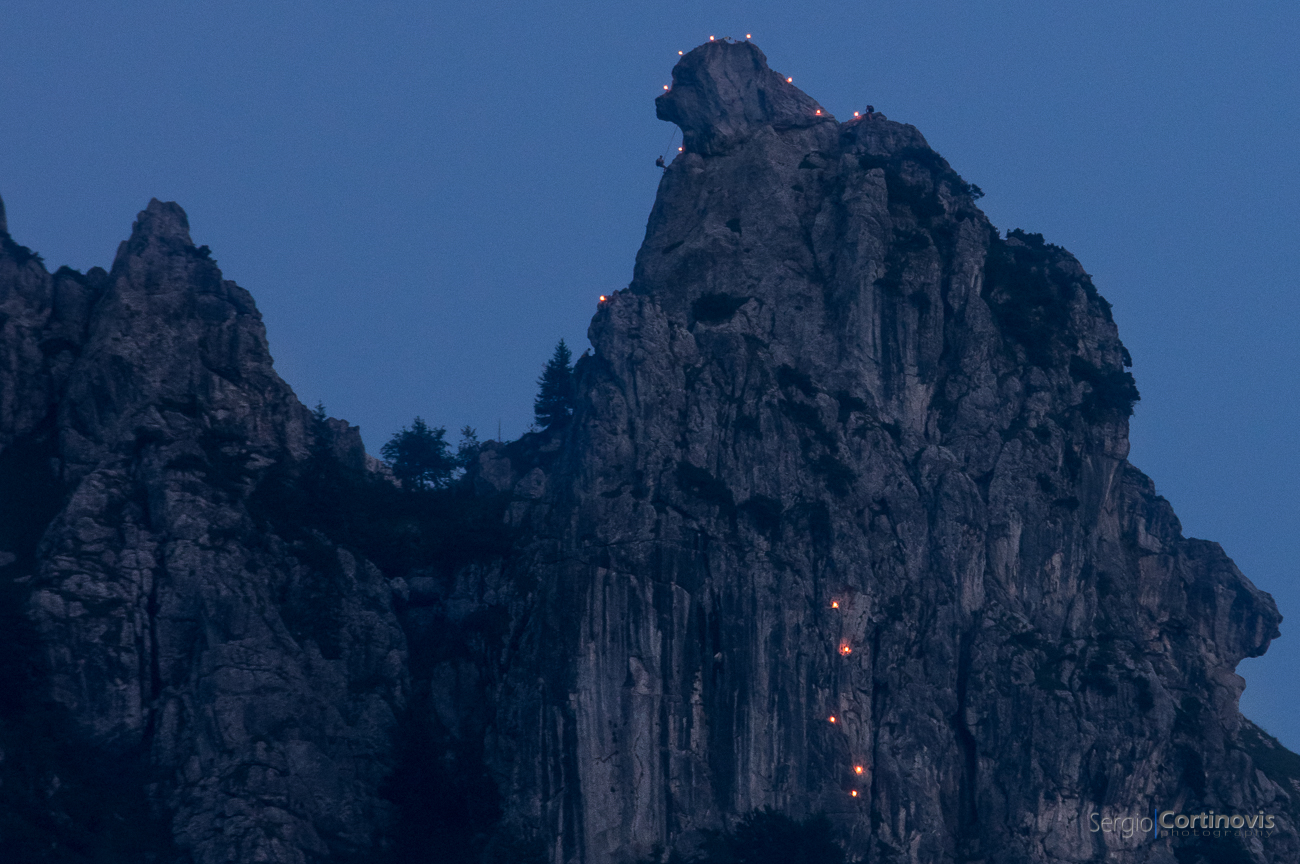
left=137, top=197, right=191, bottom=242
left=0, top=192, right=8, bottom=235
left=114, top=198, right=194, bottom=263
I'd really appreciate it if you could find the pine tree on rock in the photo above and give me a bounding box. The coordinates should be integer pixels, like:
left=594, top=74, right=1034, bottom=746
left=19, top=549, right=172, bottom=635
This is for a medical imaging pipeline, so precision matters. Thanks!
left=456, top=425, right=480, bottom=468
left=381, top=417, right=456, bottom=489
left=534, top=338, right=575, bottom=430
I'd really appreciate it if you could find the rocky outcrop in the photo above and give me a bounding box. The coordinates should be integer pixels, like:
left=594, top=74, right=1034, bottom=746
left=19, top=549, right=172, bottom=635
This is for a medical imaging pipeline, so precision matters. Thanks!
left=0, top=198, right=405, bottom=863
left=441, top=41, right=1295, bottom=863
left=1, top=38, right=1297, bottom=864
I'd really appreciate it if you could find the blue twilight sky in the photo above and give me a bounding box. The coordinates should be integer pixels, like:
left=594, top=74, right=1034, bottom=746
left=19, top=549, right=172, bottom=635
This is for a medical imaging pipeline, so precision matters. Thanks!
left=1, top=1, right=1297, bottom=748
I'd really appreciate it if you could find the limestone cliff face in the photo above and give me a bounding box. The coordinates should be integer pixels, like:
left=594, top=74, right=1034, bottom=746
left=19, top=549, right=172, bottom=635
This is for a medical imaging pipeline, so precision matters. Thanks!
left=458, top=42, right=1295, bottom=863
left=1, top=38, right=1297, bottom=864
left=0, top=199, right=405, bottom=863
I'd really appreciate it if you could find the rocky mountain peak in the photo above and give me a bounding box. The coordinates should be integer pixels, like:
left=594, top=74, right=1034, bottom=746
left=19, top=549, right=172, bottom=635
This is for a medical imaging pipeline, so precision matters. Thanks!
left=485, top=40, right=1295, bottom=864
left=113, top=197, right=197, bottom=264
left=0, top=193, right=401, bottom=863
left=0, top=192, right=7, bottom=234
left=0, top=40, right=1297, bottom=864
left=138, top=197, right=192, bottom=241
left=656, top=40, right=831, bottom=155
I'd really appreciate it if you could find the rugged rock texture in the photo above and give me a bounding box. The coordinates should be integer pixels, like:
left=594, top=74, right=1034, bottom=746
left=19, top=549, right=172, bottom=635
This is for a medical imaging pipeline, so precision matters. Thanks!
left=2, top=38, right=1298, bottom=864
left=445, top=41, right=1297, bottom=863
left=0, top=198, right=406, bottom=863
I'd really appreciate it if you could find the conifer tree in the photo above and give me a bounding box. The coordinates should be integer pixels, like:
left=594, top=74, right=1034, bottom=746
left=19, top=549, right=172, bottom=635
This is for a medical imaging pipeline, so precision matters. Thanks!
left=456, top=425, right=480, bottom=468
left=381, top=417, right=455, bottom=489
left=534, top=339, right=575, bottom=430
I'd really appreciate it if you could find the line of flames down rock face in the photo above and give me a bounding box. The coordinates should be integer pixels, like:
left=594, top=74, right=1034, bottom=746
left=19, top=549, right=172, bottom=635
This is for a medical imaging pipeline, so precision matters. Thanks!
left=0, top=37, right=1297, bottom=864
left=460, top=40, right=1297, bottom=864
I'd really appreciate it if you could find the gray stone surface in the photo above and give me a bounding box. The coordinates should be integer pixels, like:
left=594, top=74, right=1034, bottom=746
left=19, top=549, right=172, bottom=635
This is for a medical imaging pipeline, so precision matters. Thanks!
left=1, top=38, right=1296, bottom=864
left=0, top=200, right=406, bottom=863
left=442, top=41, right=1295, bottom=863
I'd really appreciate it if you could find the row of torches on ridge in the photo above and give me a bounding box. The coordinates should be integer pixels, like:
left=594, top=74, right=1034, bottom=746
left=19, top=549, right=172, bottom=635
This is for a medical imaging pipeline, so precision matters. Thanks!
left=596, top=38, right=861, bottom=310
left=829, top=598, right=866, bottom=797
left=659, top=36, right=868, bottom=127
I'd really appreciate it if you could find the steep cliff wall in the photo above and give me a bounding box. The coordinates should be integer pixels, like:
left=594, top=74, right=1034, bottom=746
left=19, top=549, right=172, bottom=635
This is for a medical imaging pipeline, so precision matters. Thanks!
left=1, top=37, right=1297, bottom=864
left=454, top=41, right=1296, bottom=864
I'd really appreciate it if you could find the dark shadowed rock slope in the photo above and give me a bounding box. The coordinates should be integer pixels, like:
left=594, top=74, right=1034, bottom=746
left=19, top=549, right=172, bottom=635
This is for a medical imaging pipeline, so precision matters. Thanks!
left=0, top=199, right=406, bottom=863
left=1, top=38, right=1297, bottom=864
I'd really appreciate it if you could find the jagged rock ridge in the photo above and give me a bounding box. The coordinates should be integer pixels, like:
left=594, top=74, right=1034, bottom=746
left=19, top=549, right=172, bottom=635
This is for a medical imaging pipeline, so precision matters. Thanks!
left=452, top=40, right=1296, bottom=864
left=1, top=38, right=1298, bottom=864
left=0, top=198, right=405, bottom=863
